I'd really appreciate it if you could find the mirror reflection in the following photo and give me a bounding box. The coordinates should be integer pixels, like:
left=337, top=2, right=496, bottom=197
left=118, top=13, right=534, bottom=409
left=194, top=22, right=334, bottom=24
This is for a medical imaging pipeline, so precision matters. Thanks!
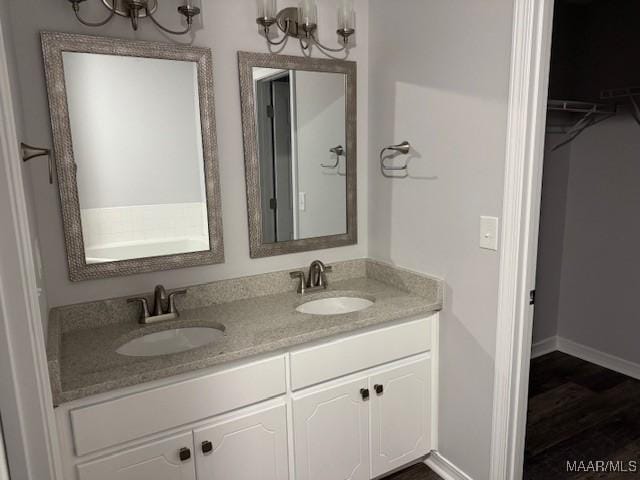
left=252, top=67, right=347, bottom=243
left=62, top=52, right=210, bottom=264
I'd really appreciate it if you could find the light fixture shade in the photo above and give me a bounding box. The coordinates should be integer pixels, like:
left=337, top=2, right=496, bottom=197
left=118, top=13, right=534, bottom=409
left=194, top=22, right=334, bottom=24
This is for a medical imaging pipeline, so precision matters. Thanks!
left=337, top=0, right=355, bottom=31
left=299, top=0, right=318, bottom=26
left=256, top=0, right=277, bottom=19
left=256, top=0, right=356, bottom=54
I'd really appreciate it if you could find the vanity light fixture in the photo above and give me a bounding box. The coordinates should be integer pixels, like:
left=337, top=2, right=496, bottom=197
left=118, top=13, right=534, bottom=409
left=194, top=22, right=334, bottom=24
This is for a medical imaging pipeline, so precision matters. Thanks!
left=67, top=0, right=201, bottom=35
left=256, top=0, right=356, bottom=56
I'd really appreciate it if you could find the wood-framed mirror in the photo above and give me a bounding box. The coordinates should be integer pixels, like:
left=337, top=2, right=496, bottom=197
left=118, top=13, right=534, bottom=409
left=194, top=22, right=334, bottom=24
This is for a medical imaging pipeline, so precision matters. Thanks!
left=238, top=51, right=357, bottom=258
left=41, top=32, right=224, bottom=281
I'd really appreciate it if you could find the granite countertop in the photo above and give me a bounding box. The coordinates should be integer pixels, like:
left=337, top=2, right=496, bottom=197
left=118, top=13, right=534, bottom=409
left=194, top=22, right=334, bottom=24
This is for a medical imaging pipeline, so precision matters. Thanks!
left=48, top=259, right=443, bottom=405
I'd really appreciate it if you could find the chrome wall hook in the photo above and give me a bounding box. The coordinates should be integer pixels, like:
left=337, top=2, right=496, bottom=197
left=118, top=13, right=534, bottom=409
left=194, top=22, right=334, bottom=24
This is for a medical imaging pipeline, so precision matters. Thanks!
left=21, top=142, right=54, bottom=184
left=322, top=144, right=344, bottom=168
left=380, top=141, right=412, bottom=178
left=322, top=145, right=346, bottom=176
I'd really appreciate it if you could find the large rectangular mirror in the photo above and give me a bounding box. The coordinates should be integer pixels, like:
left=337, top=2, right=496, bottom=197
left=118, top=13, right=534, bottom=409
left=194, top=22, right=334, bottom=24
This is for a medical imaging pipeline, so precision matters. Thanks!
left=42, top=32, right=224, bottom=281
left=238, top=52, right=357, bottom=258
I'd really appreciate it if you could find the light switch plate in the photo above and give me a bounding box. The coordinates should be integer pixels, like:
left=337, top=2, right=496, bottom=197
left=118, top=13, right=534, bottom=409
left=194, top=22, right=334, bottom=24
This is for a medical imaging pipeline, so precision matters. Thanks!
left=480, top=216, right=499, bottom=251
left=298, top=192, right=307, bottom=212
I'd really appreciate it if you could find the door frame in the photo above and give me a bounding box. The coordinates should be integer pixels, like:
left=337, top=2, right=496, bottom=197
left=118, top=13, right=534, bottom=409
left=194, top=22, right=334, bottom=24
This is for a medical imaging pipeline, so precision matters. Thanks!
left=0, top=13, right=63, bottom=480
left=0, top=417, right=9, bottom=480
left=489, top=0, right=555, bottom=479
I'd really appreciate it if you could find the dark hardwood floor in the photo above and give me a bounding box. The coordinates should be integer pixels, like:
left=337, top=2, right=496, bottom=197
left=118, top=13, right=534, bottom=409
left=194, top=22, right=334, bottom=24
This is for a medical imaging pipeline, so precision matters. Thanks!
left=382, top=462, right=442, bottom=480
left=524, top=351, right=640, bottom=479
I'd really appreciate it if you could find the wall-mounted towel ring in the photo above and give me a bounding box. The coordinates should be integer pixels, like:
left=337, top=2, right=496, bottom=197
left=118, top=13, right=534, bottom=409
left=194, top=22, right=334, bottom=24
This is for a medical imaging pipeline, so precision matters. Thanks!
left=21, top=142, right=53, bottom=184
left=322, top=145, right=344, bottom=168
left=380, top=141, right=411, bottom=178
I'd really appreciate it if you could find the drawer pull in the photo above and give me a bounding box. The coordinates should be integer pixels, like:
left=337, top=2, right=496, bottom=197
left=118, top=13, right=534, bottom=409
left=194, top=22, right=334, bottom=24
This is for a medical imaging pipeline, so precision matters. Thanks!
left=360, top=388, right=370, bottom=401
left=374, top=384, right=384, bottom=395
left=201, top=440, right=213, bottom=454
left=179, top=447, right=191, bottom=462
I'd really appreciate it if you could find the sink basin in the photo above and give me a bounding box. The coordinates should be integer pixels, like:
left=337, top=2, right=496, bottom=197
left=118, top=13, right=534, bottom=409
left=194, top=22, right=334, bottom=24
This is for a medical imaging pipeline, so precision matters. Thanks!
left=116, top=325, right=225, bottom=357
left=296, top=297, right=374, bottom=315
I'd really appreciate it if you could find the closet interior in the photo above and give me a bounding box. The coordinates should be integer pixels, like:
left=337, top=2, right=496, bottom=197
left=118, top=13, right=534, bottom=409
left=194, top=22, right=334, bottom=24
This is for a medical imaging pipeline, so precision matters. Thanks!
left=526, top=1, right=640, bottom=478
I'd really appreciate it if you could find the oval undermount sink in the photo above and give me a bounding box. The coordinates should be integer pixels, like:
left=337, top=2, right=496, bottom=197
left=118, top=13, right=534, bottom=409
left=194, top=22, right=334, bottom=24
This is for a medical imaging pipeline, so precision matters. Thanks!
left=116, top=325, right=225, bottom=357
left=296, top=297, right=374, bottom=315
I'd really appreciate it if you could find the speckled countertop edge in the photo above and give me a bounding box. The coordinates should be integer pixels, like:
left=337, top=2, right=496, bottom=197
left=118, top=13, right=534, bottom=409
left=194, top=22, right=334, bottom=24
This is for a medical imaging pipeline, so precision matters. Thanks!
left=48, top=259, right=443, bottom=405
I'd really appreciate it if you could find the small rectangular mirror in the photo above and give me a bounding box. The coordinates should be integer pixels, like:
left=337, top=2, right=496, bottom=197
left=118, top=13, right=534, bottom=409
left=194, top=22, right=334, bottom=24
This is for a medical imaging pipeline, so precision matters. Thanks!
left=239, top=52, right=357, bottom=258
left=42, top=32, right=224, bottom=280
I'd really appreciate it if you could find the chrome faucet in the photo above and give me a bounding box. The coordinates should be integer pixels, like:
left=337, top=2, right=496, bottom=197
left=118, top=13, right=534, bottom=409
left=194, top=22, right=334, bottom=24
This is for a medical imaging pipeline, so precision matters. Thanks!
left=127, top=285, right=187, bottom=324
left=290, top=260, right=333, bottom=295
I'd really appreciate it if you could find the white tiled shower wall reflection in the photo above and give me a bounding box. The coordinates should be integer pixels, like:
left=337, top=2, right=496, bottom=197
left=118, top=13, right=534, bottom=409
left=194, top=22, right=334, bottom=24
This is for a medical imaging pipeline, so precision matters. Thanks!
left=80, top=202, right=208, bottom=248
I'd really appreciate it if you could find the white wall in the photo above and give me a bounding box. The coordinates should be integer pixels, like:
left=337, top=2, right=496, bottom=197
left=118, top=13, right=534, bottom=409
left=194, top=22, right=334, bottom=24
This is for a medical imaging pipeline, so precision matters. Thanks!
left=0, top=3, right=57, bottom=478
left=0, top=0, right=49, bottom=332
left=7, top=0, right=369, bottom=307
left=532, top=134, right=570, bottom=343
left=535, top=114, right=640, bottom=364
left=64, top=53, right=206, bottom=209
left=368, top=1, right=513, bottom=479
left=295, top=70, right=347, bottom=238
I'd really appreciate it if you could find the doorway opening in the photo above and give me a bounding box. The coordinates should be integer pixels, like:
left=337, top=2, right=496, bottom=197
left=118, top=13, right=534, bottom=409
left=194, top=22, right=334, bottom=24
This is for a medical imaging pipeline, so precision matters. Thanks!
left=525, top=1, right=640, bottom=477
left=255, top=69, right=295, bottom=243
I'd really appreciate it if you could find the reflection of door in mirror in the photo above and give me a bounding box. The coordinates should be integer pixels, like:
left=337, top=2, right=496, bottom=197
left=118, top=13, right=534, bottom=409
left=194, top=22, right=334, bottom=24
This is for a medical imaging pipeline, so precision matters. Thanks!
left=255, top=68, right=294, bottom=243
left=62, top=52, right=210, bottom=264
left=253, top=68, right=347, bottom=244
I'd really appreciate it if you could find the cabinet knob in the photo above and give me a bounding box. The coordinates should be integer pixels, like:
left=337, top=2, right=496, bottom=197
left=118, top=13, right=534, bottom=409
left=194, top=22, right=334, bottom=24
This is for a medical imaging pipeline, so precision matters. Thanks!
left=360, top=388, right=370, bottom=401
left=201, top=440, right=213, bottom=454
left=374, top=384, right=384, bottom=395
left=179, top=447, right=191, bottom=462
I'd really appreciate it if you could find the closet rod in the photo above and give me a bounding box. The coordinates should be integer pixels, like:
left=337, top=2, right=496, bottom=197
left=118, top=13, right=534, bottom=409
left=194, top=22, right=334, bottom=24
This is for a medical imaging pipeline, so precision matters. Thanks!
left=547, top=99, right=616, bottom=115
left=600, top=86, right=640, bottom=100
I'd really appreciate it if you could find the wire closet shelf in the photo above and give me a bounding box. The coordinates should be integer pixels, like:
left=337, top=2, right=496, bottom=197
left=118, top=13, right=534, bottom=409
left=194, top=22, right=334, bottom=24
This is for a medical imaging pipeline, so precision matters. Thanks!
left=546, top=86, right=640, bottom=151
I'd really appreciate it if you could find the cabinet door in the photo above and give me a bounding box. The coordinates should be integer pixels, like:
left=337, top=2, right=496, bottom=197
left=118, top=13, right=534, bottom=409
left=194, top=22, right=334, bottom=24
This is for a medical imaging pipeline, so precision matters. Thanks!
left=194, top=403, right=288, bottom=480
left=77, top=432, right=195, bottom=480
left=293, top=376, right=370, bottom=480
left=370, top=357, right=431, bottom=478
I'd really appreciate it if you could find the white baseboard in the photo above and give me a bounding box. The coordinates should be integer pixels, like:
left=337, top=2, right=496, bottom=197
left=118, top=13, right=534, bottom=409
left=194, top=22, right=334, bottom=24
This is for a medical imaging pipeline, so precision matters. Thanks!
left=530, top=335, right=640, bottom=381
left=425, top=451, right=473, bottom=480
left=530, top=336, right=558, bottom=359
left=556, top=337, right=640, bottom=381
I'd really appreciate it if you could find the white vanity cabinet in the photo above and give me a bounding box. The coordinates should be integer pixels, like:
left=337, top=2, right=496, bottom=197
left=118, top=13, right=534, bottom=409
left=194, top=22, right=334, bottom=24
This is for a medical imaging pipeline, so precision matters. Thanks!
left=293, top=376, right=371, bottom=480
left=292, top=356, right=431, bottom=480
left=369, top=357, right=431, bottom=478
left=76, top=432, right=196, bottom=480
left=194, top=403, right=289, bottom=480
left=56, top=314, right=438, bottom=480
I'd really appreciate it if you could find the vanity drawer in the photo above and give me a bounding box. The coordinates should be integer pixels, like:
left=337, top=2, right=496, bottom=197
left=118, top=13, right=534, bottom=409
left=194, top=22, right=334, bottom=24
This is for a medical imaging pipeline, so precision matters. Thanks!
left=70, top=355, right=286, bottom=456
left=289, top=315, right=434, bottom=390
